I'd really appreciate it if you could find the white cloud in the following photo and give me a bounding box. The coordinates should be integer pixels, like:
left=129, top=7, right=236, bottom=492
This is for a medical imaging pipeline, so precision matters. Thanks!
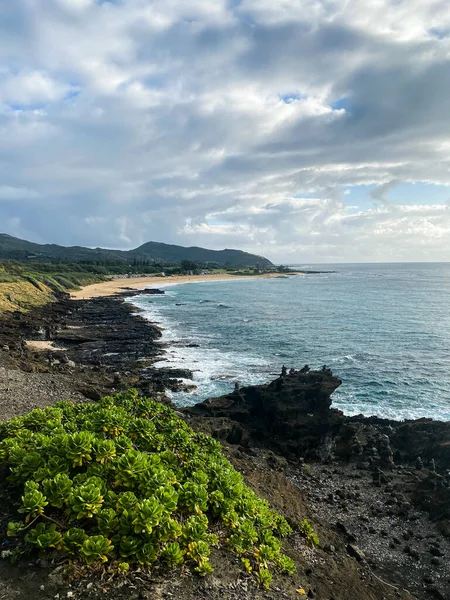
left=0, top=71, right=75, bottom=106
left=0, top=0, right=450, bottom=261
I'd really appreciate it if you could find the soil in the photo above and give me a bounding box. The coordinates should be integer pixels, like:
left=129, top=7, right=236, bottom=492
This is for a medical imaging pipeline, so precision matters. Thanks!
left=0, top=293, right=448, bottom=600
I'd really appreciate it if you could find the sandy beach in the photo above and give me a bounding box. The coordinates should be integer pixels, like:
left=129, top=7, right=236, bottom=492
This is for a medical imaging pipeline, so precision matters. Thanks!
left=70, top=272, right=298, bottom=300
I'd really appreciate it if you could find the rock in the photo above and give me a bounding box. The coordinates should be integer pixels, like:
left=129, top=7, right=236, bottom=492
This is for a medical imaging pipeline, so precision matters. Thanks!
left=266, top=452, right=288, bottom=472
left=184, top=369, right=343, bottom=459
left=426, top=587, right=446, bottom=600
left=336, top=521, right=357, bottom=542
left=429, top=545, right=444, bottom=557
left=404, top=545, right=420, bottom=559
left=2, top=345, right=9, bottom=351
left=48, top=566, right=65, bottom=587
left=227, top=423, right=244, bottom=445
left=346, top=544, right=365, bottom=562
left=79, top=387, right=102, bottom=401
left=36, top=558, right=49, bottom=568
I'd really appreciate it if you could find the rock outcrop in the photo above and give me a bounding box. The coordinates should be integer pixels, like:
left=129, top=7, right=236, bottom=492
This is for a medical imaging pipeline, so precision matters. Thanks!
left=185, top=369, right=343, bottom=459
left=185, top=368, right=450, bottom=525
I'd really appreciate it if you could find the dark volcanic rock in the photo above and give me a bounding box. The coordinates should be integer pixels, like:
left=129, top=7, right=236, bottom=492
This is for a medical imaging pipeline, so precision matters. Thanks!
left=185, top=370, right=343, bottom=458
left=141, top=366, right=195, bottom=393
left=0, top=292, right=168, bottom=400
left=184, top=368, right=450, bottom=528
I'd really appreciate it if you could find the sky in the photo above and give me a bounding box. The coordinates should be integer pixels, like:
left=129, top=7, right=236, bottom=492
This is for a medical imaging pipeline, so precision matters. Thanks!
left=1, top=0, right=450, bottom=263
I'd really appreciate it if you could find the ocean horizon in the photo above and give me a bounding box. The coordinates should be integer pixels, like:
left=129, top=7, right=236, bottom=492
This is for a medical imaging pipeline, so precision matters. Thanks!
left=129, top=262, right=450, bottom=422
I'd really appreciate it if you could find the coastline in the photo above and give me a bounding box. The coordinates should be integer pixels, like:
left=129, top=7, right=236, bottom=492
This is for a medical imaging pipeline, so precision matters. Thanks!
left=70, top=272, right=302, bottom=300
left=0, top=289, right=449, bottom=599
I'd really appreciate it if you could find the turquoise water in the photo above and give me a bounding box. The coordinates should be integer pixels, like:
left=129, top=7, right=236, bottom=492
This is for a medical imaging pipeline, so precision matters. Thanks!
left=129, top=263, right=450, bottom=421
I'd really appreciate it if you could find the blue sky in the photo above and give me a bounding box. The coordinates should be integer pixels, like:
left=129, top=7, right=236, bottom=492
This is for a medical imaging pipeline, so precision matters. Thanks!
left=1, top=0, right=450, bottom=262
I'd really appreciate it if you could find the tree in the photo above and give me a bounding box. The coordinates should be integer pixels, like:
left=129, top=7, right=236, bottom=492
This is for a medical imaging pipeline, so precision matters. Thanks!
left=180, top=259, right=199, bottom=273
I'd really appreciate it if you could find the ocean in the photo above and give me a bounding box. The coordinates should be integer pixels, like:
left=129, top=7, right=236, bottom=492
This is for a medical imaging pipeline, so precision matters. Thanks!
left=129, top=263, right=450, bottom=421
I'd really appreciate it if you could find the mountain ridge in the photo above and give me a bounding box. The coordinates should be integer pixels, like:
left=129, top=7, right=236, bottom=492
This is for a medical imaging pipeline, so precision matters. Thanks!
left=0, top=234, right=272, bottom=267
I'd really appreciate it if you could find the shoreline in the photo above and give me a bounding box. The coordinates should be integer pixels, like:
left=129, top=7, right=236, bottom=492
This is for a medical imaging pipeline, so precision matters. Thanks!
left=0, top=290, right=449, bottom=599
left=70, top=272, right=303, bottom=300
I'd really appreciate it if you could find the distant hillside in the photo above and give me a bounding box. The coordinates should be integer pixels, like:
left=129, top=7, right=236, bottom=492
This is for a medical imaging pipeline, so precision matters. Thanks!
left=130, top=241, right=271, bottom=267
left=0, top=234, right=272, bottom=267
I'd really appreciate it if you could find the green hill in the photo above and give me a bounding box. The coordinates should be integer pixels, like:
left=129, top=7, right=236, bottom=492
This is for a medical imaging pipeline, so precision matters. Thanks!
left=0, top=234, right=272, bottom=267
left=131, top=241, right=271, bottom=267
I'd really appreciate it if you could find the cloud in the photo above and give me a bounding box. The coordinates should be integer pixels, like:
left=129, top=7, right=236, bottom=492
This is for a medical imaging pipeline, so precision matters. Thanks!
left=1, top=0, right=450, bottom=261
left=0, top=71, right=76, bottom=106
left=0, top=186, right=42, bottom=200
left=369, top=180, right=401, bottom=205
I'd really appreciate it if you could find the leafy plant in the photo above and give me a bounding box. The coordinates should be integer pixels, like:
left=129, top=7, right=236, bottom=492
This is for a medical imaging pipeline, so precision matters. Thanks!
left=66, top=432, right=95, bottom=467
left=80, top=535, right=114, bottom=565
left=299, top=519, right=319, bottom=548
left=256, top=568, right=272, bottom=589
left=42, top=473, right=72, bottom=508
left=0, top=391, right=297, bottom=588
left=96, top=508, right=119, bottom=536
left=94, top=440, right=116, bottom=464
left=162, top=542, right=184, bottom=567
left=118, top=562, right=130, bottom=574
left=25, top=523, right=63, bottom=551
left=132, top=498, right=164, bottom=535
left=62, top=528, right=87, bottom=554
left=276, top=554, right=296, bottom=575
left=68, top=482, right=104, bottom=519
left=18, top=484, right=48, bottom=521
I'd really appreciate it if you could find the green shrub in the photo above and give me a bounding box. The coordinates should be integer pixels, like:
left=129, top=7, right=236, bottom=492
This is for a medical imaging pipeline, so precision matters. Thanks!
left=299, top=519, right=319, bottom=548
left=0, top=391, right=294, bottom=586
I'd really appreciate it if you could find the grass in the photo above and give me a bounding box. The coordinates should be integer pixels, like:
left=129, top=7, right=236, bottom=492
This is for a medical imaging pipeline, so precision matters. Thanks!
left=0, top=281, right=54, bottom=313
left=0, top=261, right=107, bottom=313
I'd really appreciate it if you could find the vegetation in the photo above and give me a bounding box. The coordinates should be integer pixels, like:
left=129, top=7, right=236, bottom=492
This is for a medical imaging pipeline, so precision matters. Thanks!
left=0, top=261, right=106, bottom=312
left=299, top=519, right=320, bottom=548
left=0, top=278, right=54, bottom=314
left=0, top=261, right=104, bottom=292
left=2, top=391, right=295, bottom=586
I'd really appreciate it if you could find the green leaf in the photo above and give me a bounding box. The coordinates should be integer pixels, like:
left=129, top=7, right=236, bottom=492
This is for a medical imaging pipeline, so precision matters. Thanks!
left=80, top=535, right=113, bottom=565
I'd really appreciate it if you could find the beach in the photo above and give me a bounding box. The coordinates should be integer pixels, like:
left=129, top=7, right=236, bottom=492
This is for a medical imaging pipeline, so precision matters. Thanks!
left=70, top=272, right=297, bottom=300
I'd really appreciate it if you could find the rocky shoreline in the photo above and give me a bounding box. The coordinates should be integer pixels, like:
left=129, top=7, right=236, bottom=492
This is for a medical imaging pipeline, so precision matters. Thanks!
left=0, top=292, right=449, bottom=600
left=0, top=288, right=196, bottom=418
left=185, top=370, right=450, bottom=599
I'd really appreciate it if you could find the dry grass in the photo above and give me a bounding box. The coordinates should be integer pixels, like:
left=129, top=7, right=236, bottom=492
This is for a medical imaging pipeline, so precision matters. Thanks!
left=0, top=281, right=54, bottom=313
